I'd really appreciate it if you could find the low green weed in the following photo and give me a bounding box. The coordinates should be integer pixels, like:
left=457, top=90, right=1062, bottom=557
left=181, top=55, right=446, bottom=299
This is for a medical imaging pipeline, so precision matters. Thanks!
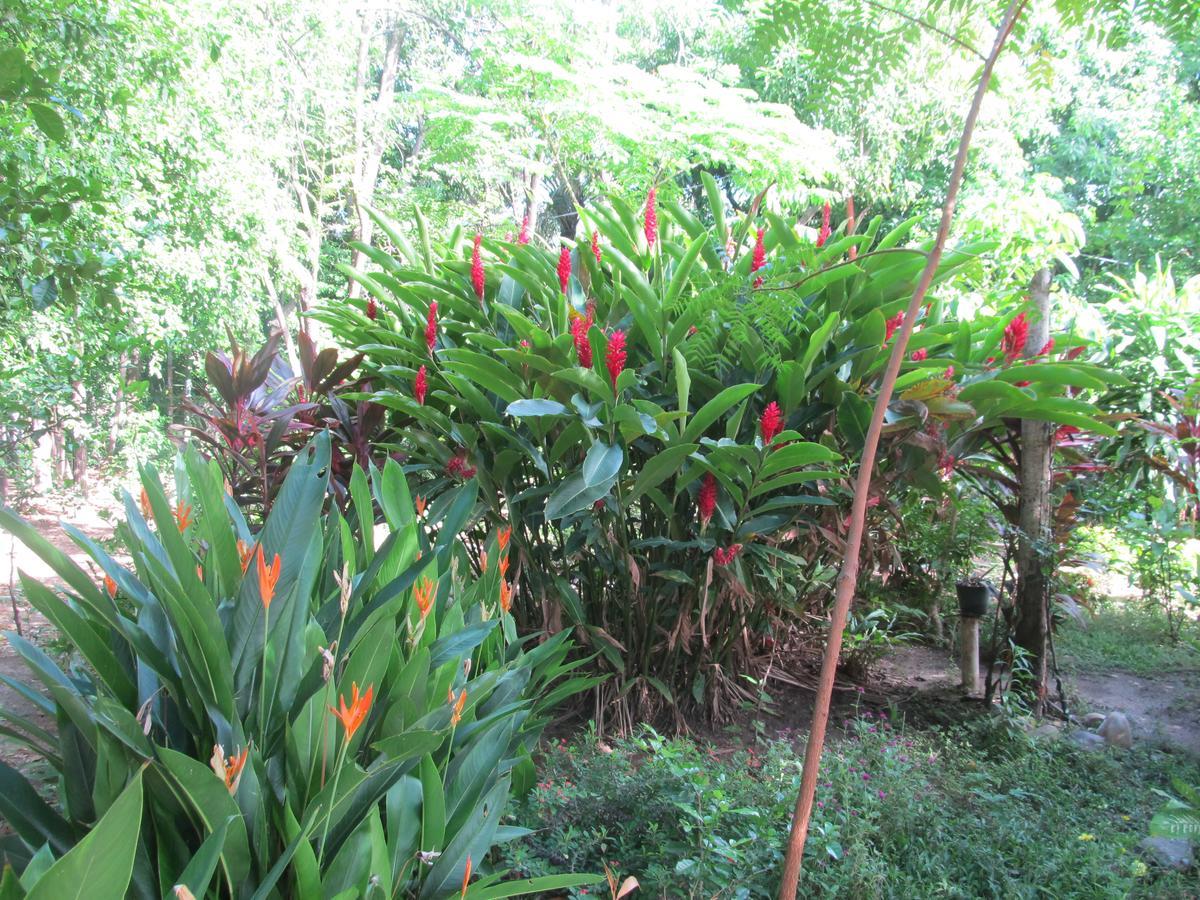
left=502, top=715, right=1200, bottom=898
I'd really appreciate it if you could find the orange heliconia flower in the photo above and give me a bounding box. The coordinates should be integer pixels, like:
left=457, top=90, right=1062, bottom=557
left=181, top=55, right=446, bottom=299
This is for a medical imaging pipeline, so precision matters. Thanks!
left=498, top=555, right=509, bottom=578
left=330, top=682, right=374, bottom=742
left=237, top=539, right=254, bottom=573
left=103, top=575, right=117, bottom=598
left=499, top=579, right=513, bottom=614
left=174, top=501, right=193, bottom=532
left=413, top=577, right=435, bottom=620
left=497, top=526, right=511, bottom=552
left=415, top=495, right=427, bottom=518
left=461, top=854, right=472, bottom=898
left=210, top=743, right=249, bottom=795
left=256, top=545, right=281, bottom=611
left=449, top=688, right=467, bottom=726
left=139, top=487, right=152, bottom=519
left=480, top=551, right=488, bottom=574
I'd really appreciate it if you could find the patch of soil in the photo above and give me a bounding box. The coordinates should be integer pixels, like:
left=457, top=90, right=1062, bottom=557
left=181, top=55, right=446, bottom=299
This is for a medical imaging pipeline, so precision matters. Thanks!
left=1071, top=669, right=1200, bottom=754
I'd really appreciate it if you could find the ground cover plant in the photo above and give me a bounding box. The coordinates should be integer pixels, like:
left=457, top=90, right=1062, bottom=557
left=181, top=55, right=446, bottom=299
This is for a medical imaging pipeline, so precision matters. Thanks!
left=503, top=716, right=1200, bottom=898
left=0, top=435, right=598, bottom=897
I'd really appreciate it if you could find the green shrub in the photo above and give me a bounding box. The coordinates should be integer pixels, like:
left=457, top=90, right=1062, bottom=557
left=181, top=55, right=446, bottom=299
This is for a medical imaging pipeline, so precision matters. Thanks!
left=312, top=188, right=1113, bottom=722
left=0, top=434, right=599, bottom=897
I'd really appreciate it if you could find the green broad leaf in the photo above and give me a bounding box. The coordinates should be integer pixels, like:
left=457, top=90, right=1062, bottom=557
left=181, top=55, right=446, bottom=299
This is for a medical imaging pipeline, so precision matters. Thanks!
left=26, top=772, right=142, bottom=900
left=429, top=620, right=500, bottom=669
left=442, top=349, right=525, bottom=404
left=172, top=815, right=232, bottom=898
left=673, top=348, right=690, bottom=434
left=419, top=754, right=446, bottom=852
left=664, top=232, right=708, bottom=311
left=625, top=444, right=698, bottom=503
left=505, top=399, right=569, bottom=418
left=0, top=762, right=75, bottom=856
left=680, top=383, right=761, bottom=444
left=957, top=380, right=1031, bottom=407
left=700, top=171, right=728, bottom=247
left=156, top=747, right=251, bottom=887
left=994, top=364, right=1106, bottom=391
left=759, top=442, right=840, bottom=479
left=545, top=442, right=623, bottom=519
left=469, top=874, right=606, bottom=899
left=838, top=391, right=872, bottom=452
left=30, top=103, right=66, bottom=142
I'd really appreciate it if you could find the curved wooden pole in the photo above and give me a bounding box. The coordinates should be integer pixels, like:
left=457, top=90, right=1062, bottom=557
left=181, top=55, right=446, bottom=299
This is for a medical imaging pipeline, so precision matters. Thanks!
left=776, top=3, right=1028, bottom=896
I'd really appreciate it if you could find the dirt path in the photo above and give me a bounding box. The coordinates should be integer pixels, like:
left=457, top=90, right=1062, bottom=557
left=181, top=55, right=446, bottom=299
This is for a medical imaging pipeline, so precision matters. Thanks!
left=1072, top=668, right=1200, bottom=754
left=1, top=484, right=125, bottom=772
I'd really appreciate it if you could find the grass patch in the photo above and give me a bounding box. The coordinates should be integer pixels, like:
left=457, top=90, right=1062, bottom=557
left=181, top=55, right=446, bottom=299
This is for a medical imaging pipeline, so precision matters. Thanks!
left=1057, top=604, right=1200, bottom=676
left=502, top=717, right=1200, bottom=898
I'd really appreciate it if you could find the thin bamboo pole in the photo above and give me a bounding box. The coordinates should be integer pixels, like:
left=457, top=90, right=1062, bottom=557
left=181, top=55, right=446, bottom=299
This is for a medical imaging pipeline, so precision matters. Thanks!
left=776, top=3, right=1028, bottom=896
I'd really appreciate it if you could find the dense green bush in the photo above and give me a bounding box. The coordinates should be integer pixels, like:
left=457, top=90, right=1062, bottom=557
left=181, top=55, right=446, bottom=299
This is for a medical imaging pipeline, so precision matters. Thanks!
left=314, top=186, right=1116, bottom=723
left=503, top=717, right=1200, bottom=898
left=0, top=435, right=598, bottom=897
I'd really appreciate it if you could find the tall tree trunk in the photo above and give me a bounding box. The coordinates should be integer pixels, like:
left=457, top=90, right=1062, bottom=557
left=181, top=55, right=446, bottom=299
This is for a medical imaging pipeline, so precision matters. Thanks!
left=1014, top=267, right=1054, bottom=712
left=108, top=351, right=126, bottom=457
left=51, top=407, right=66, bottom=485
left=71, top=379, right=87, bottom=497
left=348, top=15, right=403, bottom=297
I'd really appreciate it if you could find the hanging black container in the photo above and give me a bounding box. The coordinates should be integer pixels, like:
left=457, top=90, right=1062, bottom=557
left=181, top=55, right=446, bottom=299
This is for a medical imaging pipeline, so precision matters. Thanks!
left=956, top=581, right=989, bottom=618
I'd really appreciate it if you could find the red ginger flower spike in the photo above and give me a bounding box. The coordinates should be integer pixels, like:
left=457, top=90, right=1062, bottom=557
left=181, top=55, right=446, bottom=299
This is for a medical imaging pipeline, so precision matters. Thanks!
left=760, top=401, right=783, bottom=447
left=570, top=312, right=593, bottom=367
left=713, top=544, right=743, bottom=566
left=644, top=186, right=658, bottom=247
left=816, top=201, right=832, bottom=248
left=1002, top=312, right=1028, bottom=362
left=557, top=246, right=571, bottom=294
left=751, top=228, right=766, bottom=272
left=911, top=348, right=928, bottom=362
left=883, top=311, right=904, bottom=347
left=752, top=227, right=766, bottom=288
left=415, top=365, right=427, bottom=406
left=591, top=230, right=602, bottom=264
left=942, top=365, right=955, bottom=380
left=366, top=297, right=377, bottom=321
left=517, top=210, right=531, bottom=245
left=606, top=330, right=627, bottom=390
left=471, top=232, right=485, bottom=302
left=698, top=473, right=717, bottom=528
left=425, top=301, right=438, bottom=355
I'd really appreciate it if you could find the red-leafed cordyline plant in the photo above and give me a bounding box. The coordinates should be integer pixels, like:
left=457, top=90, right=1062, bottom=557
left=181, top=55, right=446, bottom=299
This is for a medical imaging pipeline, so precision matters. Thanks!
left=777, top=3, right=1030, bottom=895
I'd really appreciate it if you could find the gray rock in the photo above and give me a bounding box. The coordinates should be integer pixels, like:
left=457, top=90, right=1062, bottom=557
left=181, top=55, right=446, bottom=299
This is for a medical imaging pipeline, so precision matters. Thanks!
left=1028, top=722, right=1062, bottom=740
left=1098, top=712, right=1133, bottom=748
left=1139, top=837, right=1194, bottom=872
left=1079, top=712, right=1106, bottom=728
left=1069, top=730, right=1107, bottom=751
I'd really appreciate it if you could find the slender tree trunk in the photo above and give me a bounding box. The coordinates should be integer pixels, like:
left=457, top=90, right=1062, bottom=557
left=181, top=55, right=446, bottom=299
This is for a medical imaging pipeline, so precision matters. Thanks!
left=51, top=407, right=66, bottom=485
left=108, top=351, right=126, bottom=457
left=166, top=346, right=175, bottom=426
left=1014, top=267, right=1053, bottom=711
left=71, top=379, right=87, bottom=496
left=776, top=3, right=1027, bottom=896
left=349, top=16, right=403, bottom=296
left=264, top=271, right=302, bottom=377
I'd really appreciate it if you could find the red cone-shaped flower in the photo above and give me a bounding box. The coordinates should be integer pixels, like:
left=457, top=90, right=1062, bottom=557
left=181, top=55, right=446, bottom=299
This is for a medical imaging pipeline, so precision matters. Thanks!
left=471, top=232, right=485, bottom=302
left=517, top=210, right=531, bottom=245
left=751, top=228, right=766, bottom=272
left=760, top=401, right=783, bottom=446
left=591, top=230, right=602, bottom=264
left=698, top=473, right=717, bottom=528
left=415, top=364, right=427, bottom=406
left=883, top=311, right=904, bottom=346
left=425, top=301, right=438, bottom=355
left=557, top=246, right=571, bottom=294
left=570, top=312, right=593, bottom=367
left=367, top=297, right=377, bottom=320
left=644, top=186, right=658, bottom=247
left=816, top=202, right=832, bottom=248
left=1002, top=312, right=1028, bottom=362
left=606, top=329, right=626, bottom=390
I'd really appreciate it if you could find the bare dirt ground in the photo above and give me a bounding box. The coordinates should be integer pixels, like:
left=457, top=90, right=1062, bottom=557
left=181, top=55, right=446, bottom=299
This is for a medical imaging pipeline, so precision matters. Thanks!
left=1072, top=669, right=1200, bottom=754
